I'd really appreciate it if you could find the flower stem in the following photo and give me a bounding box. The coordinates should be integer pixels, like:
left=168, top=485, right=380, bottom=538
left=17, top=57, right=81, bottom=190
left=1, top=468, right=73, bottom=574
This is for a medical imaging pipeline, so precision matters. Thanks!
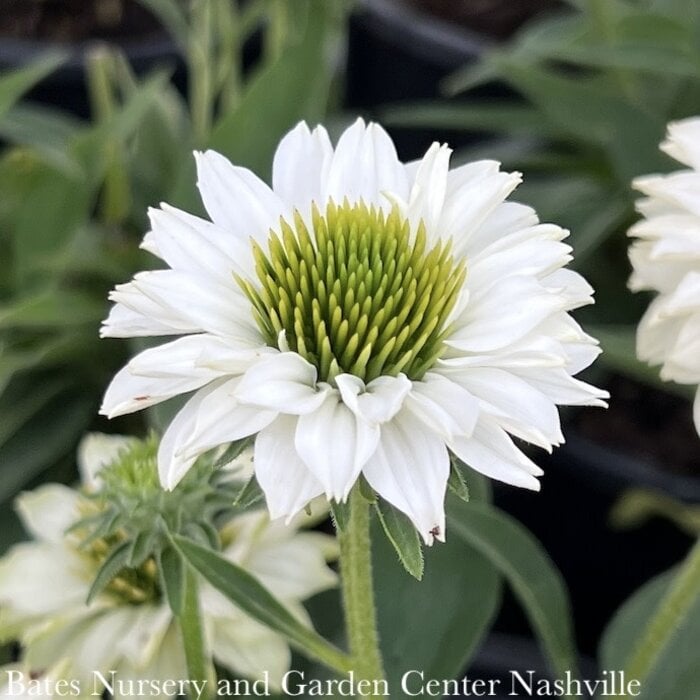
left=337, top=486, right=385, bottom=696
left=586, top=0, right=637, bottom=102
left=180, top=568, right=214, bottom=700
left=625, top=537, right=700, bottom=683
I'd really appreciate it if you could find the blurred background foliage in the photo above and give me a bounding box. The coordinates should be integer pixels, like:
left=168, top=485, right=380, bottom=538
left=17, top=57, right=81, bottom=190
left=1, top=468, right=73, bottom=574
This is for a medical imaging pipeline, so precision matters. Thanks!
left=384, top=0, right=700, bottom=393
left=0, top=0, right=348, bottom=549
left=1, top=0, right=700, bottom=695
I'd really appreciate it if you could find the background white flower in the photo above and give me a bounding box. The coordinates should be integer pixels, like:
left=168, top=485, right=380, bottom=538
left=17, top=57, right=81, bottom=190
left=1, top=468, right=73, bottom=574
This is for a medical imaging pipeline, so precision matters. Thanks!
left=101, top=118, right=607, bottom=544
left=629, top=117, right=700, bottom=436
left=0, top=435, right=337, bottom=695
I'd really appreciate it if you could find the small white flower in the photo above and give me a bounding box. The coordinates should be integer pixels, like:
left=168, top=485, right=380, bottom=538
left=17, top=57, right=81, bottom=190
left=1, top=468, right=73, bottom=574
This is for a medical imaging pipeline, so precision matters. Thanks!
left=629, top=117, right=700, bottom=435
left=101, top=118, right=607, bottom=544
left=0, top=434, right=337, bottom=692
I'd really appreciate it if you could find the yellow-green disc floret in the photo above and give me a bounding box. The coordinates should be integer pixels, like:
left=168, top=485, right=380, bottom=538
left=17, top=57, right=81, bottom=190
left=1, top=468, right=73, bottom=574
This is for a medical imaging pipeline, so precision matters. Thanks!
left=238, top=201, right=466, bottom=383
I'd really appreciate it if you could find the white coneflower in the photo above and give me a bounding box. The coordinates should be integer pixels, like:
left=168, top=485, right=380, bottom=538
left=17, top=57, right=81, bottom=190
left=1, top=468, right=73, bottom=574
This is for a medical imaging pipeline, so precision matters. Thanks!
left=629, top=117, right=700, bottom=435
left=0, top=435, right=337, bottom=692
left=101, top=118, right=607, bottom=543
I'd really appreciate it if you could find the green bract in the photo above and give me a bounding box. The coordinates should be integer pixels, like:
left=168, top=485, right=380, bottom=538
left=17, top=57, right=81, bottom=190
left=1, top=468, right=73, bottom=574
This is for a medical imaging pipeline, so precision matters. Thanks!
left=238, top=201, right=466, bottom=383
left=74, top=437, right=251, bottom=606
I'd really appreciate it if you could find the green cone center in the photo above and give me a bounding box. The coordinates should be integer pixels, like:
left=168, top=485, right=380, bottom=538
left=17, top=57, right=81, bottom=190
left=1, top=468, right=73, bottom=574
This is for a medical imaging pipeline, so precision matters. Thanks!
left=238, top=201, right=466, bottom=383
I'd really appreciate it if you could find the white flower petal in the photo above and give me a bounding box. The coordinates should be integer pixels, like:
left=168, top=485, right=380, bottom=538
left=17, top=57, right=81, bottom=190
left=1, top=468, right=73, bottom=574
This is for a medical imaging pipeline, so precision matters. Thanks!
left=440, top=169, right=522, bottom=255
left=449, top=276, right=565, bottom=353
left=115, top=605, right=173, bottom=668
left=245, top=532, right=338, bottom=601
left=100, top=365, right=210, bottom=418
left=449, top=420, right=543, bottom=490
left=101, top=302, right=189, bottom=338
left=254, top=415, right=324, bottom=521
left=294, top=390, right=380, bottom=501
left=146, top=205, right=252, bottom=282
left=662, top=117, right=700, bottom=169
left=407, top=142, right=452, bottom=236
left=325, top=119, right=409, bottom=207
left=121, top=270, right=261, bottom=342
left=272, top=122, right=333, bottom=207
left=634, top=172, right=700, bottom=218
left=512, top=366, right=609, bottom=407
left=0, top=543, right=88, bottom=615
left=443, top=366, right=564, bottom=449
left=465, top=201, right=539, bottom=256
left=104, top=284, right=201, bottom=337
left=28, top=608, right=138, bottom=683
left=194, top=150, right=286, bottom=242
left=467, top=225, right=570, bottom=291
left=405, top=373, right=479, bottom=440
left=543, top=268, right=594, bottom=309
left=335, top=373, right=412, bottom=424
left=236, top=352, right=329, bottom=415
left=362, top=409, right=449, bottom=545
left=126, top=334, right=234, bottom=380
left=211, top=615, right=290, bottom=688
left=158, top=380, right=276, bottom=490
left=15, top=485, right=80, bottom=545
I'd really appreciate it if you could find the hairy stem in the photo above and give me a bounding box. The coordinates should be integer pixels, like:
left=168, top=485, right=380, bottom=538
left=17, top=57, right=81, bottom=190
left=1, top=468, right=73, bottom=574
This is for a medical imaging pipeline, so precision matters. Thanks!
left=625, top=538, right=700, bottom=682
left=337, top=486, right=385, bottom=697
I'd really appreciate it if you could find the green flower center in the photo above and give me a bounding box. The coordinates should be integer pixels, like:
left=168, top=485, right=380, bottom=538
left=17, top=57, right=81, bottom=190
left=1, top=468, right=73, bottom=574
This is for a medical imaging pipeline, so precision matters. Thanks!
left=238, top=201, right=466, bottom=383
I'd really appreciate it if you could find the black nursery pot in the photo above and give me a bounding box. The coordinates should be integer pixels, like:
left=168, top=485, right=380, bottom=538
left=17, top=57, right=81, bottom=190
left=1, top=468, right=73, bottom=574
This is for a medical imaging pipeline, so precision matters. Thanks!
left=0, top=36, right=183, bottom=118
left=493, top=430, right=698, bottom=656
left=345, top=0, right=491, bottom=159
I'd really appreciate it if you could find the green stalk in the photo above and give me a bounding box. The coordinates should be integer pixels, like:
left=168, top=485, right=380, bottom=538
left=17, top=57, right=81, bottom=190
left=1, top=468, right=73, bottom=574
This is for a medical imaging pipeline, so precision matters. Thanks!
left=265, top=0, right=289, bottom=62
left=586, top=0, right=637, bottom=102
left=337, top=486, right=385, bottom=697
left=179, top=568, right=214, bottom=700
left=86, top=48, right=130, bottom=225
left=625, top=538, right=700, bottom=682
left=188, top=0, right=214, bottom=146
left=214, top=0, right=241, bottom=113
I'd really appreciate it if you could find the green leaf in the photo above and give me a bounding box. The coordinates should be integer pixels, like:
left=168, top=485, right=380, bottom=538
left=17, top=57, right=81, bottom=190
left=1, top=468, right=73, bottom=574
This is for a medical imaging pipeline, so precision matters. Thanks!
left=0, top=335, right=88, bottom=385
left=211, top=438, right=252, bottom=472
left=600, top=547, right=700, bottom=699
left=233, top=476, right=264, bottom=509
left=330, top=500, right=350, bottom=532
left=159, top=545, right=186, bottom=615
left=375, top=499, right=424, bottom=581
left=172, top=534, right=352, bottom=672
left=373, top=515, right=501, bottom=698
left=447, top=499, right=578, bottom=680
left=179, top=568, right=213, bottom=692
left=127, top=529, right=158, bottom=567
left=0, top=53, right=66, bottom=120
left=209, top=0, right=340, bottom=177
left=358, top=475, right=377, bottom=504
left=9, top=163, right=94, bottom=289
left=87, top=540, right=131, bottom=603
left=447, top=459, right=471, bottom=503
left=0, top=395, right=93, bottom=502
left=0, top=291, right=105, bottom=330
left=454, top=458, right=492, bottom=503
left=0, top=105, right=83, bottom=177
left=0, top=377, right=69, bottom=447
left=77, top=509, right=122, bottom=550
